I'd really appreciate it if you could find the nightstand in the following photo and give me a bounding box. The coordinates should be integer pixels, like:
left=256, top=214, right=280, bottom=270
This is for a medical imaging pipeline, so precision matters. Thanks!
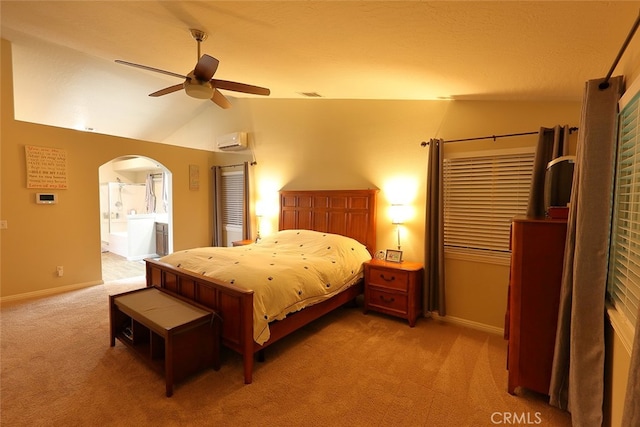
left=363, top=259, right=424, bottom=327
left=232, top=239, right=254, bottom=247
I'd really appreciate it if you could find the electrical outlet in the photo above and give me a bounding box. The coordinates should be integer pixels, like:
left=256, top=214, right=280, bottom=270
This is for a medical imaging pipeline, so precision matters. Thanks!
left=56, top=266, right=64, bottom=277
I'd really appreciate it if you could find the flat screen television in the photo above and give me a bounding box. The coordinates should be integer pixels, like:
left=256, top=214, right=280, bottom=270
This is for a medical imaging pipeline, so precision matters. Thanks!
left=544, top=155, right=575, bottom=216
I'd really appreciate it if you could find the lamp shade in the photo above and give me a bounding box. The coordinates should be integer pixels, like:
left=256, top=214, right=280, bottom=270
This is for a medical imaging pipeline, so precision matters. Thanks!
left=390, top=204, right=405, bottom=224
left=255, top=201, right=265, bottom=217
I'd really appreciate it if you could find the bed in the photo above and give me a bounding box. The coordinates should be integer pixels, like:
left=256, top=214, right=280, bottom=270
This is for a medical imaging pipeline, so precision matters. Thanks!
left=145, top=189, right=377, bottom=384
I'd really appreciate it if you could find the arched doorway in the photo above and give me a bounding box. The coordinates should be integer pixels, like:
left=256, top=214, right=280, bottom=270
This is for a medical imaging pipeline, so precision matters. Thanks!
left=98, top=156, right=173, bottom=282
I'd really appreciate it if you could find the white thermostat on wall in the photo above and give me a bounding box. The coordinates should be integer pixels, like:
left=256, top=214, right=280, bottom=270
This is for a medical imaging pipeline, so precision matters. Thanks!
left=36, top=193, right=57, bottom=204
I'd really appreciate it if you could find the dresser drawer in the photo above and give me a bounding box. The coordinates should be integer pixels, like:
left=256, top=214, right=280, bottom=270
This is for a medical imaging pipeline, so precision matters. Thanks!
left=367, top=288, right=408, bottom=314
left=367, top=267, right=409, bottom=291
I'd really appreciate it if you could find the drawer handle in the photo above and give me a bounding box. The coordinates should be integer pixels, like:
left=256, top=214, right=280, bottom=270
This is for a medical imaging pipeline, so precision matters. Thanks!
left=379, top=295, right=395, bottom=303
left=379, top=274, right=396, bottom=282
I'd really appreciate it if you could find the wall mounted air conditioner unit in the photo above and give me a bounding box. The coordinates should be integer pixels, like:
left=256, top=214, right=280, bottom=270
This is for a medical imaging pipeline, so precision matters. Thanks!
left=216, top=132, right=248, bottom=151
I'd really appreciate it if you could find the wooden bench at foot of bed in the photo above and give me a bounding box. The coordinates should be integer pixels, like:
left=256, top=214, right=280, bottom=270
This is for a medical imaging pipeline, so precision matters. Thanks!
left=146, top=258, right=364, bottom=384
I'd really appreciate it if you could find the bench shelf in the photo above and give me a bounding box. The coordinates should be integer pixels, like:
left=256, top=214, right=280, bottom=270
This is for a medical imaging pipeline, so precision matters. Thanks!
left=109, top=286, right=220, bottom=397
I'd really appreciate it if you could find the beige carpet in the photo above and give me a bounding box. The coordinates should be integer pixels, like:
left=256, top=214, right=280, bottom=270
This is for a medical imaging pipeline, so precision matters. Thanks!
left=0, top=277, right=571, bottom=426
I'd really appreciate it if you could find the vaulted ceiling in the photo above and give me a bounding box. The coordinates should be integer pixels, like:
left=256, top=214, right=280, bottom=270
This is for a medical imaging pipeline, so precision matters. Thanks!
left=2, top=1, right=639, bottom=148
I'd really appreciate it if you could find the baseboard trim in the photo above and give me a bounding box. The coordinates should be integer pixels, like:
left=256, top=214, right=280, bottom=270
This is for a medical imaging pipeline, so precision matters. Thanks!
left=0, top=280, right=103, bottom=303
left=2, top=282, right=507, bottom=339
left=429, top=312, right=504, bottom=336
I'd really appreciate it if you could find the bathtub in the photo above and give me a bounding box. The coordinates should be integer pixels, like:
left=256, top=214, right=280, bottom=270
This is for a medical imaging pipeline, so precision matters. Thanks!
left=108, top=231, right=129, bottom=258
left=108, top=214, right=158, bottom=261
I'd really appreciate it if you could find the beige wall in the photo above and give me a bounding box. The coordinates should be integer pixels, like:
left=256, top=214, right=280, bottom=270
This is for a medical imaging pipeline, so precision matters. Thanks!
left=604, top=321, right=632, bottom=427
left=0, top=39, right=236, bottom=298
left=3, top=32, right=585, bottom=318
left=1, top=36, right=633, bottom=426
left=0, top=37, right=582, bottom=328
left=196, top=97, right=581, bottom=331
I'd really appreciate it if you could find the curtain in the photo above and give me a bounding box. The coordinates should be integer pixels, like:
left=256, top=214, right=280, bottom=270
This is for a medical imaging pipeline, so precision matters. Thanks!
left=526, top=125, right=570, bottom=218
left=145, top=174, right=156, bottom=213
left=242, top=161, right=251, bottom=240
left=211, top=166, right=223, bottom=247
left=548, top=75, right=623, bottom=426
left=424, top=138, right=445, bottom=315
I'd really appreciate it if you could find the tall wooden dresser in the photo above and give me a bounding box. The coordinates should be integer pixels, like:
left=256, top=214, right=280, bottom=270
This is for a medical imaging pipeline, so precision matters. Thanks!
left=505, top=217, right=567, bottom=395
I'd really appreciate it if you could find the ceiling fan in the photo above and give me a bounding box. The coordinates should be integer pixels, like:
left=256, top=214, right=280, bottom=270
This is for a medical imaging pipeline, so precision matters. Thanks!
left=115, top=29, right=270, bottom=109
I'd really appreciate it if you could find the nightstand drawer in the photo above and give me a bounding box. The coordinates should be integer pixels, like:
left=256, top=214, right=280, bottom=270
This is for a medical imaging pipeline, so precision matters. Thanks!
left=367, top=267, right=409, bottom=291
left=367, top=288, right=408, bottom=314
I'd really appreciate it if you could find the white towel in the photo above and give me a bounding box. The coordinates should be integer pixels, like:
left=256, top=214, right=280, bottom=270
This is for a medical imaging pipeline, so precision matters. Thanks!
left=145, top=174, right=156, bottom=213
left=162, top=173, right=169, bottom=212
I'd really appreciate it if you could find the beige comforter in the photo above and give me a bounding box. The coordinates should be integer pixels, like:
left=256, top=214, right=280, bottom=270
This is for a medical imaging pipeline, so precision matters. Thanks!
left=159, top=229, right=372, bottom=344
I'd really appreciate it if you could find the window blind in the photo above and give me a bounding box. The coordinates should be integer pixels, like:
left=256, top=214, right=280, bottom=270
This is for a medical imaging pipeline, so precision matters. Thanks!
left=608, top=90, right=640, bottom=330
left=222, top=171, right=244, bottom=227
left=443, top=150, right=535, bottom=256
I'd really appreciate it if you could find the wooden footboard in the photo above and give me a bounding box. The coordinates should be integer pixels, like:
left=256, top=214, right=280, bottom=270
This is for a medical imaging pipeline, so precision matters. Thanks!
left=146, top=258, right=363, bottom=384
left=145, top=258, right=255, bottom=383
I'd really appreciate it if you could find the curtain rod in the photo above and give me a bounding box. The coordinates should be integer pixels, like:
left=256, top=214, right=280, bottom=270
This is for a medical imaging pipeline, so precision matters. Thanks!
left=213, top=162, right=252, bottom=169
left=214, top=161, right=258, bottom=169
left=218, top=163, right=244, bottom=168
left=420, top=127, right=578, bottom=146
left=599, top=9, right=640, bottom=90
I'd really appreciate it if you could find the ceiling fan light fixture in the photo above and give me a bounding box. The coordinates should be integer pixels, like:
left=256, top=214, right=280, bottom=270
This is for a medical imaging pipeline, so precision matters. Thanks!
left=184, top=80, right=213, bottom=99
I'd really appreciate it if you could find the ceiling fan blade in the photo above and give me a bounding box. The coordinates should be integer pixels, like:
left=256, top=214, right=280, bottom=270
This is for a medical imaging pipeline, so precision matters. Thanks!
left=211, top=89, right=232, bottom=109
left=193, top=54, right=219, bottom=82
left=149, top=84, right=184, bottom=97
left=213, top=79, right=271, bottom=96
left=115, top=60, right=186, bottom=80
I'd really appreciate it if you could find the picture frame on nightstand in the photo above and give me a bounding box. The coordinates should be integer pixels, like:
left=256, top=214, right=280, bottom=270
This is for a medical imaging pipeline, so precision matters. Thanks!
left=385, top=249, right=403, bottom=263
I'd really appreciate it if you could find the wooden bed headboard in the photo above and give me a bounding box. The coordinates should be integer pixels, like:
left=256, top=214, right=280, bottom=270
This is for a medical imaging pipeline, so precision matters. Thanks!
left=279, top=189, right=378, bottom=255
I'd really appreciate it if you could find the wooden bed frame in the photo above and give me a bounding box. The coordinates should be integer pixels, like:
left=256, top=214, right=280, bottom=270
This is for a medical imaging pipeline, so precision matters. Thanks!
left=145, top=189, right=377, bottom=384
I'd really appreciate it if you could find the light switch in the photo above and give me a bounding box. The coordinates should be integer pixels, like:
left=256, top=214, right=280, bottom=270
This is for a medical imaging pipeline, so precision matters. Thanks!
left=0, top=220, right=7, bottom=229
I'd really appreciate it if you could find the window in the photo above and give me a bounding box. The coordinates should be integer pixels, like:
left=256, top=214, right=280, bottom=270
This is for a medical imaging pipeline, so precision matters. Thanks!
left=607, top=86, right=640, bottom=332
left=443, top=148, right=535, bottom=261
left=222, top=171, right=244, bottom=227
